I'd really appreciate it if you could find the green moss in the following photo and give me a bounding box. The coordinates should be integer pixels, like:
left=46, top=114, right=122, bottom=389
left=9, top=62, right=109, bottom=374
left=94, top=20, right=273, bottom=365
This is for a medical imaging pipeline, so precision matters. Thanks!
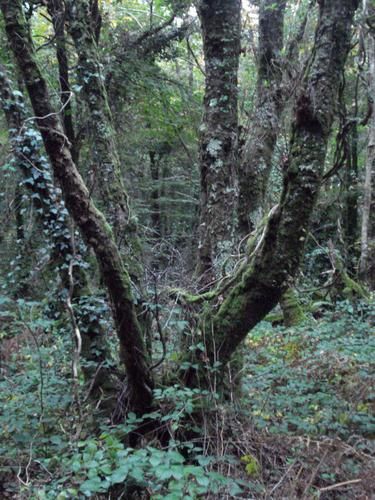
left=240, top=455, right=261, bottom=477
left=342, top=274, right=370, bottom=300
left=280, top=288, right=306, bottom=326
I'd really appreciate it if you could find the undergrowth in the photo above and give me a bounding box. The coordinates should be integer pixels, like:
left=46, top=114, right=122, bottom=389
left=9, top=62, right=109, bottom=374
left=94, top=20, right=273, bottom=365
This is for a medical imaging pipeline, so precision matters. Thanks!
left=0, top=299, right=374, bottom=499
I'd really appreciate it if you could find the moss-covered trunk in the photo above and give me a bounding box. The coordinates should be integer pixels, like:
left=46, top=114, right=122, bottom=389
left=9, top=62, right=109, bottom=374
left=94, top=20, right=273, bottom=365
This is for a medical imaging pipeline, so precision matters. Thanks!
left=238, top=0, right=287, bottom=234
left=199, top=0, right=359, bottom=370
left=0, top=0, right=153, bottom=415
left=64, top=0, right=140, bottom=264
left=196, top=0, right=241, bottom=279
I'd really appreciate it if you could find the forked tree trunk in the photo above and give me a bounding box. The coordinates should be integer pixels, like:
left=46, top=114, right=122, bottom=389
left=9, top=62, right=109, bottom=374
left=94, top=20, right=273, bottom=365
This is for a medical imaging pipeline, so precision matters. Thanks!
left=238, top=1, right=311, bottom=325
left=196, top=0, right=241, bottom=280
left=1, top=0, right=359, bottom=404
left=200, top=0, right=359, bottom=370
left=0, top=0, right=153, bottom=415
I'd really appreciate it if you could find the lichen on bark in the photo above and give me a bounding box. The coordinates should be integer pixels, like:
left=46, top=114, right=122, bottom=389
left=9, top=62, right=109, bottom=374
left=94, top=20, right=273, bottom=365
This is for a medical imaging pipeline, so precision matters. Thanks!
left=195, top=0, right=359, bottom=373
left=196, top=0, right=241, bottom=281
left=64, top=0, right=141, bottom=278
left=238, top=0, right=287, bottom=235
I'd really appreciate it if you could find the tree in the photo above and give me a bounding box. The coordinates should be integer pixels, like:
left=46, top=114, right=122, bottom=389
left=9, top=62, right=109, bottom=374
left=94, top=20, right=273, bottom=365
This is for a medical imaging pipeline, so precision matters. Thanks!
left=360, top=2, right=375, bottom=289
left=238, top=0, right=287, bottom=234
left=0, top=0, right=153, bottom=415
left=196, top=0, right=241, bottom=280
left=0, top=0, right=359, bottom=412
left=46, top=0, right=77, bottom=162
left=192, top=0, right=359, bottom=371
left=64, top=0, right=138, bottom=252
left=0, top=64, right=120, bottom=410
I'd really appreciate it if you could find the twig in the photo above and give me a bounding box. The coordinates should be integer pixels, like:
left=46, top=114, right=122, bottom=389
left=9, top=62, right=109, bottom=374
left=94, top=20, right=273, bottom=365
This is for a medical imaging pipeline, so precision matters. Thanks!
left=319, top=479, right=362, bottom=492
left=301, top=450, right=328, bottom=499
left=83, top=361, right=105, bottom=402
left=186, top=38, right=205, bottom=76
left=65, top=226, right=83, bottom=418
left=66, top=259, right=82, bottom=381
left=269, top=460, right=298, bottom=496
left=17, top=439, right=34, bottom=487
left=22, top=322, right=45, bottom=422
left=21, top=91, right=73, bottom=128
left=34, top=459, right=53, bottom=478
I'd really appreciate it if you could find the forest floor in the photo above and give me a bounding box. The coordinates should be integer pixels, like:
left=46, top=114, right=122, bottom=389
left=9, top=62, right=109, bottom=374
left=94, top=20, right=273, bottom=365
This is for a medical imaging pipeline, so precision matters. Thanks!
left=0, top=299, right=374, bottom=499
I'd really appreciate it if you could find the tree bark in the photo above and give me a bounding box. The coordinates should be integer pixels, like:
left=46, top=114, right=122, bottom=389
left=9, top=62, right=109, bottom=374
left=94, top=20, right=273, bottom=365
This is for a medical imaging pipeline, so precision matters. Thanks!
left=0, top=0, right=154, bottom=415
left=46, top=0, right=77, bottom=162
left=201, top=0, right=359, bottom=369
left=0, top=64, right=121, bottom=411
left=238, top=0, right=287, bottom=235
left=64, top=0, right=139, bottom=260
left=359, top=9, right=375, bottom=289
left=196, top=0, right=241, bottom=280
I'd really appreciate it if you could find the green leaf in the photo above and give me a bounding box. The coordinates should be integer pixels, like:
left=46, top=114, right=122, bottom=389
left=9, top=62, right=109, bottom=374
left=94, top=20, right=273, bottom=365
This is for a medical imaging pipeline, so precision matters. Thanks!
left=110, top=465, right=129, bottom=484
left=79, top=477, right=103, bottom=496
left=196, top=475, right=209, bottom=487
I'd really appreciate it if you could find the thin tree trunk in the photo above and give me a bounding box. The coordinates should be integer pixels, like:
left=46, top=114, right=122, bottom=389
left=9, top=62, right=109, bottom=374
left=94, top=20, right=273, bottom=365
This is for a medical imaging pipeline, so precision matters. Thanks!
left=46, top=0, right=77, bottom=162
left=343, top=121, right=359, bottom=270
left=64, top=0, right=139, bottom=260
left=360, top=11, right=375, bottom=288
left=196, top=0, right=241, bottom=280
left=149, top=151, right=162, bottom=241
left=14, top=183, right=25, bottom=243
left=0, top=0, right=154, bottom=415
left=238, top=0, right=287, bottom=235
left=238, top=0, right=309, bottom=328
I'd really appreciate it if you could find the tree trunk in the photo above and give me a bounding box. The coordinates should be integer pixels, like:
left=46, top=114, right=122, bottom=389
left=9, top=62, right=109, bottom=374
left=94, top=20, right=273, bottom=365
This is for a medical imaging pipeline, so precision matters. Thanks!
left=200, top=0, right=359, bottom=371
left=280, top=288, right=306, bottom=327
left=64, top=0, right=139, bottom=262
left=196, top=0, right=241, bottom=280
left=149, top=151, right=162, bottom=241
left=343, top=121, right=359, bottom=271
left=46, top=0, right=77, bottom=162
left=359, top=8, right=375, bottom=289
left=0, top=64, right=121, bottom=413
left=238, top=0, right=287, bottom=235
left=0, top=0, right=154, bottom=415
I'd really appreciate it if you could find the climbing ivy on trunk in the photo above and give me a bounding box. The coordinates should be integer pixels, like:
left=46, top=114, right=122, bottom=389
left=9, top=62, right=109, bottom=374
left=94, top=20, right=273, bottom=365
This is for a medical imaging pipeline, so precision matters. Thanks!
left=0, top=0, right=154, bottom=415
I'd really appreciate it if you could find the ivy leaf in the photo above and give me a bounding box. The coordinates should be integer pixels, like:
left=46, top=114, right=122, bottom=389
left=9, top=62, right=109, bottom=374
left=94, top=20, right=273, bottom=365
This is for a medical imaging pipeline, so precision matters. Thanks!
left=110, top=465, right=129, bottom=484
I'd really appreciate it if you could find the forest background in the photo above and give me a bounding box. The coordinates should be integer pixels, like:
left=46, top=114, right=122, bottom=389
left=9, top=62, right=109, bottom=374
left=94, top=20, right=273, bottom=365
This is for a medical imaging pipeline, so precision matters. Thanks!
left=0, top=0, right=374, bottom=498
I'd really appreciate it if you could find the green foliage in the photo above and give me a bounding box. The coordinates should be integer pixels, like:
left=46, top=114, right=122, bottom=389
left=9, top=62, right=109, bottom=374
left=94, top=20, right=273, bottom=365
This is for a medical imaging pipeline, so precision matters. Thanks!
left=0, top=2, right=373, bottom=498
left=242, top=301, right=375, bottom=438
left=36, top=433, right=236, bottom=499
left=0, top=298, right=244, bottom=498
